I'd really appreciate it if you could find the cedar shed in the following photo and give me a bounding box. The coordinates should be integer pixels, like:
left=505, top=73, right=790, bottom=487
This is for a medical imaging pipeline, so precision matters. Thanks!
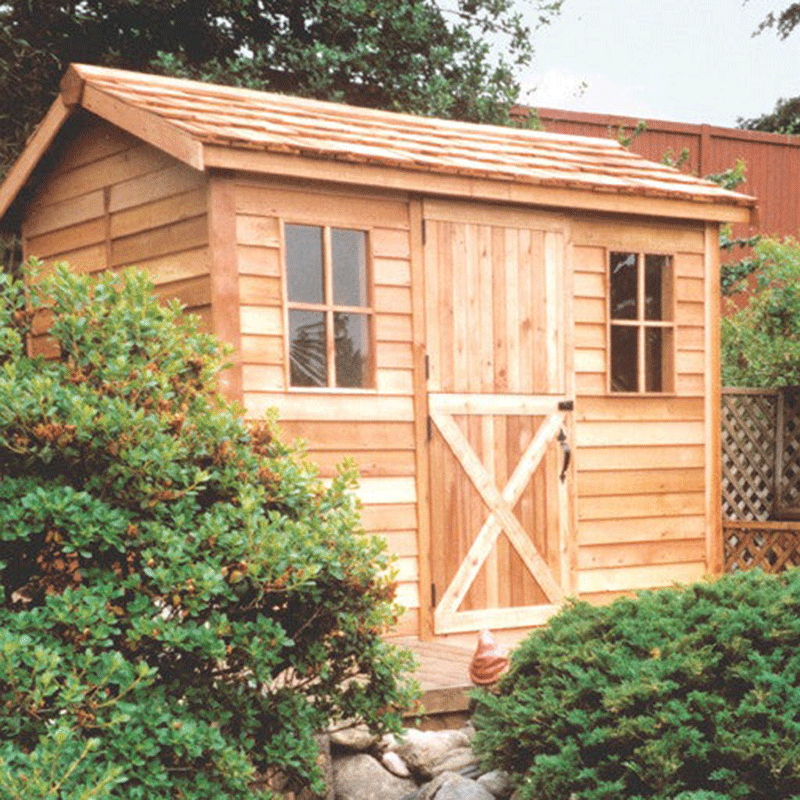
left=0, top=65, right=756, bottom=642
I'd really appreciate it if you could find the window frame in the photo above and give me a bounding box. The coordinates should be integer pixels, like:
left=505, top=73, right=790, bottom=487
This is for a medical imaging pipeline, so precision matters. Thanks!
left=607, top=250, right=676, bottom=395
left=282, top=221, right=376, bottom=391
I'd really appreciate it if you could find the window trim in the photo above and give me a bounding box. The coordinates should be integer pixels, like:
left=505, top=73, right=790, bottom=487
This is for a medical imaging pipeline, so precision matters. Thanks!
left=607, top=250, right=676, bottom=395
left=281, top=220, right=376, bottom=391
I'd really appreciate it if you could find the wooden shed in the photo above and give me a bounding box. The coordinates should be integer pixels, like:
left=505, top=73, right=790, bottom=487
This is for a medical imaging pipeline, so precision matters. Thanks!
left=0, top=64, right=756, bottom=642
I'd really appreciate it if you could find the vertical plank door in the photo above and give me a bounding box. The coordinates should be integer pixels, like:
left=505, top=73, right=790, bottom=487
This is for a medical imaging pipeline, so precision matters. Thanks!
left=423, top=200, right=575, bottom=634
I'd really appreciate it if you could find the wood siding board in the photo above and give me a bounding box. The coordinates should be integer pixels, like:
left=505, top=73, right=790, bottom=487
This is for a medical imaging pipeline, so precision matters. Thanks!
left=576, top=514, right=704, bottom=545
left=577, top=444, right=705, bottom=471
left=25, top=190, right=105, bottom=238
left=107, top=162, right=205, bottom=215
left=109, top=187, right=207, bottom=240
left=110, top=214, right=208, bottom=267
left=575, top=420, right=704, bottom=447
left=577, top=561, right=706, bottom=594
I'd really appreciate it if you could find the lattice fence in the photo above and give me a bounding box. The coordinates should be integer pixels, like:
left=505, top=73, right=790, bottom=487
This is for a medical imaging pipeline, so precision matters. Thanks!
left=722, top=388, right=800, bottom=574
left=721, top=389, right=777, bottom=521
left=723, top=521, right=800, bottom=573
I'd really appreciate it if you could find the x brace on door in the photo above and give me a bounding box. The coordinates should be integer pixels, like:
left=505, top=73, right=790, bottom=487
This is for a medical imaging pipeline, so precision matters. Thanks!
left=428, top=393, right=571, bottom=634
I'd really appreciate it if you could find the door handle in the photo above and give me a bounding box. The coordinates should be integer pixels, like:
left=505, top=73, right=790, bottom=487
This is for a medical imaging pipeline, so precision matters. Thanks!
left=557, top=428, right=570, bottom=482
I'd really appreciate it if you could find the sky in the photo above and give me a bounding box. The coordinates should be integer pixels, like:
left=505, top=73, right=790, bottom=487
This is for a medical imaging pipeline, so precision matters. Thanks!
left=519, top=0, right=800, bottom=127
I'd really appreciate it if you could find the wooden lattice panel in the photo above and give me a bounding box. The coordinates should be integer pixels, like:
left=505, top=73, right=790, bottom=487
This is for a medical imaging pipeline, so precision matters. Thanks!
left=723, top=522, right=800, bottom=573
left=777, top=389, right=800, bottom=516
left=721, top=391, right=777, bottom=521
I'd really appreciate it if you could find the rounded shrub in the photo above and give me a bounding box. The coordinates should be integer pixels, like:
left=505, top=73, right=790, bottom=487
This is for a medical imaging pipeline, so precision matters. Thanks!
left=472, top=570, right=800, bottom=800
left=0, top=263, right=417, bottom=798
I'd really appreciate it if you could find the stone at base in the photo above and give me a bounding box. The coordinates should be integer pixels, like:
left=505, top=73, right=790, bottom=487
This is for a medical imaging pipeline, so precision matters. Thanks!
left=476, top=770, right=512, bottom=798
left=382, top=750, right=412, bottom=778
left=333, top=753, right=416, bottom=800
left=427, top=772, right=495, bottom=800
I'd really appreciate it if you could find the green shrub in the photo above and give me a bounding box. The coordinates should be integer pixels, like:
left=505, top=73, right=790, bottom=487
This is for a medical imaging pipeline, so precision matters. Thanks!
left=0, top=263, right=417, bottom=799
left=721, top=235, right=800, bottom=387
left=472, top=570, right=800, bottom=800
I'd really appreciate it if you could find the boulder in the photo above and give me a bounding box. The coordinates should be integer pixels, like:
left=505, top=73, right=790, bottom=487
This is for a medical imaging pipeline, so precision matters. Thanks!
left=425, top=772, right=495, bottom=800
left=333, top=753, right=416, bottom=800
left=476, top=770, right=512, bottom=798
left=381, top=750, right=412, bottom=778
left=329, top=725, right=380, bottom=752
left=427, top=747, right=480, bottom=778
left=393, top=728, right=471, bottom=780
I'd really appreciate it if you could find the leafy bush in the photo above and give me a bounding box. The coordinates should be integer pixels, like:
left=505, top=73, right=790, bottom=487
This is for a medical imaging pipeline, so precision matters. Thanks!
left=473, top=570, right=800, bottom=800
left=721, top=235, right=800, bottom=387
left=0, top=263, right=417, bottom=798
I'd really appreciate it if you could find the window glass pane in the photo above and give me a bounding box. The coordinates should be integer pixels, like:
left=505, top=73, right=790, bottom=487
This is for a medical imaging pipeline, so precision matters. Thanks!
left=610, top=252, right=638, bottom=320
left=332, top=228, right=368, bottom=307
left=645, top=254, right=673, bottom=321
left=286, top=224, right=324, bottom=303
left=335, top=312, right=370, bottom=388
left=645, top=327, right=673, bottom=393
left=611, top=325, right=638, bottom=392
left=644, top=327, right=663, bottom=392
left=289, top=310, right=327, bottom=386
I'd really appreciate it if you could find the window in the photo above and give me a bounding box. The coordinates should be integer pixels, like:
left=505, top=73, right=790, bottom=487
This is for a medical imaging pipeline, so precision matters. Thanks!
left=609, top=251, right=674, bottom=393
left=285, top=223, right=373, bottom=388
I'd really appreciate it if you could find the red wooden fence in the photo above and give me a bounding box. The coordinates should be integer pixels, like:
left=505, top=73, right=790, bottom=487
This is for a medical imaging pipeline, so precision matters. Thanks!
left=531, top=107, right=800, bottom=243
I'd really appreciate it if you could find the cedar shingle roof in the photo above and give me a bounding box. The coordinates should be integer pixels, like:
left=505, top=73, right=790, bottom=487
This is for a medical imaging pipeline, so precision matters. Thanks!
left=0, top=63, right=756, bottom=229
left=68, top=64, right=753, bottom=209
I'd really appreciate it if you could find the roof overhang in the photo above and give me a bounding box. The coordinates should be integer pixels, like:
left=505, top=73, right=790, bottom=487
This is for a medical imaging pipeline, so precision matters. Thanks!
left=0, top=64, right=757, bottom=232
left=203, top=143, right=753, bottom=224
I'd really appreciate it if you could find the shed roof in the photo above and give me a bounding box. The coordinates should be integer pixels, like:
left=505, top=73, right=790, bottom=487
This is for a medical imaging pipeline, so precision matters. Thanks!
left=0, top=63, right=756, bottom=228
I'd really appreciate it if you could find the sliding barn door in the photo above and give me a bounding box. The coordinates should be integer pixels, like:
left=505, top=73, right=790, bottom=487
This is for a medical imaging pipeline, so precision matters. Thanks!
left=423, top=200, right=574, bottom=634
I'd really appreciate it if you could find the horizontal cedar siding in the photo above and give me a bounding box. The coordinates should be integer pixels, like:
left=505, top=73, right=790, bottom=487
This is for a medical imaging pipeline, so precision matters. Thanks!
left=233, top=179, right=418, bottom=635
left=23, top=117, right=211, bottom=333
left=571, top=215, right=709, bottom=602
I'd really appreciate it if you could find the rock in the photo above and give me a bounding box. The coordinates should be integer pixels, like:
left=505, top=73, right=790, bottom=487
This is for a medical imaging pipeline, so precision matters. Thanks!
left=427, top=746, right=480, bottom=778
left=394, top=728, right=471, bottom=780
left=476, top=770, right=512, bottom=798
left=333, top=753, right=416, bottom=800
left=380, top=732, right=400, bottom=751
left=460, top=723, right=476, bottom=743
left=329, top=724, right=380, bottom=752
left=430, top=772, right=495, bottom=800
left=416, top=771, right=455, bottom=800
left=382, top=750, right=412, bottom=778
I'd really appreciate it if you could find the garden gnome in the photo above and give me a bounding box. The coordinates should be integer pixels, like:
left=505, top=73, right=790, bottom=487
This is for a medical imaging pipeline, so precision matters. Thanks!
left=469, top=629, right=508, bottom=686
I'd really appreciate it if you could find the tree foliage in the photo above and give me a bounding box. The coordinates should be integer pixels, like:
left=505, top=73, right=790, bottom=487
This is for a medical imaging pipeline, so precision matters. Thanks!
left=739, top=95, right=800, bottom=134
left=751, top=1, right=800, bottom=39
left=721, top=236, right=800, bottom=387
left=473, top=570, right=800, bottom=800
left=739, top=3, right=800, bottom=132
left=0, top=0, right=562, bottom=180
left=0, top=263, right=417, bottom=798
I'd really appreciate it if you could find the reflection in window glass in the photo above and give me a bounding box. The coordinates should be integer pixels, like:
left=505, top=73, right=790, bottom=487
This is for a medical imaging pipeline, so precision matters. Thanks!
left=611, top=325, right=638, bottom=392
left=645, top=254, right=672, bottom=321
left=335, top=313, right=370, bottom=388
left=332, top=229, right=368, bottom=307
left=289, top=309, right=327, bottom=387
left=610, top=252, right=638, bottom=320
left=286, top=224, right=324, bottom=303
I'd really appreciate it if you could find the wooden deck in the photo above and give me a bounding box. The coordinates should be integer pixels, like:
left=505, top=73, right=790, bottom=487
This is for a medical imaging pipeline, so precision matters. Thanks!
left=394, top=637, right=476, bottom=728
